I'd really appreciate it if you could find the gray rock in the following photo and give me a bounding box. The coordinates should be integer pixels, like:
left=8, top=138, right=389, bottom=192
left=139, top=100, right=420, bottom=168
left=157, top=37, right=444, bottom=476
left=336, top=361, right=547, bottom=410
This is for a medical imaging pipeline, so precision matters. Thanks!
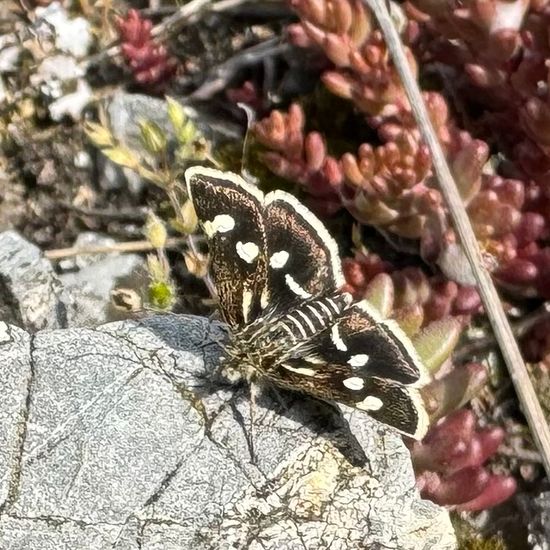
left=0, top=323, right=31, bottom=512
left=59, top=232, right=146, bottom=327
left=0, top=230, right=146, bottom=329
left=0, top=231, right=68, bottom=331
left=101, top=92, right=172, bottom=195
left=0, top=315, right=456, bottom=549
left=97, top=154, right=128, bottom=192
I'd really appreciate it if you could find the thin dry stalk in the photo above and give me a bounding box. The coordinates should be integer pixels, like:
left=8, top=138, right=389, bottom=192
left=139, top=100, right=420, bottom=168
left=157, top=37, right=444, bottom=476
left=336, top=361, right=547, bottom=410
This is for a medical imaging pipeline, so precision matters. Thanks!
left=45, top=237, right=187, bottom=260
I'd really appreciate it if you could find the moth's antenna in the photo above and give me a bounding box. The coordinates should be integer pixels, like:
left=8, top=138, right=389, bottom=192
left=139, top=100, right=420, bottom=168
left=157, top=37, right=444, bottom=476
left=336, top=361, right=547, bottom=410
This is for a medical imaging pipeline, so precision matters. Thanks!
left=237, top=102, right=258, bottom=184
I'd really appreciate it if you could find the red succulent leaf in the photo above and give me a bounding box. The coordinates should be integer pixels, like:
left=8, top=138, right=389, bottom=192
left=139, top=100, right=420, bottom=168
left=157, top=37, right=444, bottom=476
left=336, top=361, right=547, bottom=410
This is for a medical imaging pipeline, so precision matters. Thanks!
left=418, top=467, right=490, bottom=506
left=116, top=9, right=177, bottom=92
left=457, top=475, right=517, bottom=512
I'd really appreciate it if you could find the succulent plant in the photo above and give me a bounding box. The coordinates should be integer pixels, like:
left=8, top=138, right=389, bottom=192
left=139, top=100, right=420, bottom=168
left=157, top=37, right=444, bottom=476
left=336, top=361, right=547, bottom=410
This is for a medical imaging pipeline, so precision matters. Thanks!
left=253, top=0, right=550, bottom=299
left=116, top=9, right=177, bottom=92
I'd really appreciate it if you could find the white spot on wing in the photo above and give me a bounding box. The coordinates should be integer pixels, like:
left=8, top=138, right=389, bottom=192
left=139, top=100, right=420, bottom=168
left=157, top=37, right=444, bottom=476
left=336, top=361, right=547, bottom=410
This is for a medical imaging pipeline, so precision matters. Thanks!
left=331, top=324, right=347, bottom=351
left=284, top=274, right=312, bottom=299
left=270, top=250, right=289, bottom=269
left=282, top=364, right=316, bottom=376
left=304, top=355, right=325, bottom=364
left=242, top=290, right=253, bottom=323
left=357, top=395, right=384, bottom=411
left=285, top=314, right=308, bottom=339
left=236, top=241, right=259, bottom=263
left=343, top=377, right=365, bottom=390
left=264, top=190, right=344, bottom=286
left=203, top=214, right=235, bottom=236
left=212, top=214, right=235, bottom=233
left=295, top=309, right=316, bottom=333
left=348, top=354, right=369, bottom=367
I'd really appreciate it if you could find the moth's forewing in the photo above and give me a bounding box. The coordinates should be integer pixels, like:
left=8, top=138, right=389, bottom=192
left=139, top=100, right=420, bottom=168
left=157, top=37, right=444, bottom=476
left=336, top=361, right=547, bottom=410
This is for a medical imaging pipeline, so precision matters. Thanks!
left=348, top=377, right=428, bottom=439
left=353, top=377, right=428, bottom=439
left=185, top=167, right=268, bottom=327
left=264, top=191, right=344, bottom=311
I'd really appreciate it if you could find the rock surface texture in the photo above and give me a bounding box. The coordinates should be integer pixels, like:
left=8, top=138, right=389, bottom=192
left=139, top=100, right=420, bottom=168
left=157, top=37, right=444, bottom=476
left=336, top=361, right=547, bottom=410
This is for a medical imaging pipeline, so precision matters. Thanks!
left=0, top=314, right=456, bottom=549
left=0, top=230, right=145, bottom=330
left=0, top=231, right=69, bottom=331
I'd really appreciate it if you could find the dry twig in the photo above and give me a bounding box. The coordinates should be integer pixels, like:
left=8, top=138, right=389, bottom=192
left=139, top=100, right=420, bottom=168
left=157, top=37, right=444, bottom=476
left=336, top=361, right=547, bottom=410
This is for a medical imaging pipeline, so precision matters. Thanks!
left=189, top=38, right=290, bottom=101
left=45, top=237, right=187, bottom=260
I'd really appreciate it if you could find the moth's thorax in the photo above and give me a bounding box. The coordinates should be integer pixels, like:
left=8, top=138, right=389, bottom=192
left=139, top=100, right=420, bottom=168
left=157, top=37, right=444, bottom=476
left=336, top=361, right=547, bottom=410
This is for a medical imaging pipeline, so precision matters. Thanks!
left=224, top=292, right=352, bottom=381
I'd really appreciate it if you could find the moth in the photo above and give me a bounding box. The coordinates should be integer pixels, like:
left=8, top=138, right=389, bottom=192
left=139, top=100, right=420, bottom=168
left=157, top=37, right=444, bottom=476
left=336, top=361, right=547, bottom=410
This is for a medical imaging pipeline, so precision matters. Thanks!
left=185, top=166, right=430, bottom=439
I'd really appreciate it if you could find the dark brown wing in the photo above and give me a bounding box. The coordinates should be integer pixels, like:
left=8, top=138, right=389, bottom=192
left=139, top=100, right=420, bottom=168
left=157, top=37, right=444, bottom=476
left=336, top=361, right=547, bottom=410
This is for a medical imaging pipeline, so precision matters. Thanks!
left=263, top=191, right=344, bottom=312
left=186, top=169, right=346, bottom=325
left=185, top=167, right=268, bottom=328
left=268, top=361, right=428, bottom=439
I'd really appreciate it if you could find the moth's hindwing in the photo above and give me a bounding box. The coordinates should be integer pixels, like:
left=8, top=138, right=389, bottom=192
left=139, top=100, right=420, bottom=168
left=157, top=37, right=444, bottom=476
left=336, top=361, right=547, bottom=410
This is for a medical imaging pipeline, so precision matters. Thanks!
left=271, top=361, right=428, bottom=439
left=289, top=299, right=428, bottom=386
left=267, top=298, right=429, bottom=439
left=263, top=191, right=344, bottom=311
left=185, top=166, right=268, bottom=327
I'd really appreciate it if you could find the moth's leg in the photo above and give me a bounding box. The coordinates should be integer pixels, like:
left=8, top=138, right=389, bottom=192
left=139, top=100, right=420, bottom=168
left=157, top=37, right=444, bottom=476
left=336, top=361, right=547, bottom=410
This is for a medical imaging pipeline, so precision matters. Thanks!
left=247, top=381, right=262, bottom=465
left=215, top=359, right=243, bottom=385
left=206, top=325, right=242, bottom=384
